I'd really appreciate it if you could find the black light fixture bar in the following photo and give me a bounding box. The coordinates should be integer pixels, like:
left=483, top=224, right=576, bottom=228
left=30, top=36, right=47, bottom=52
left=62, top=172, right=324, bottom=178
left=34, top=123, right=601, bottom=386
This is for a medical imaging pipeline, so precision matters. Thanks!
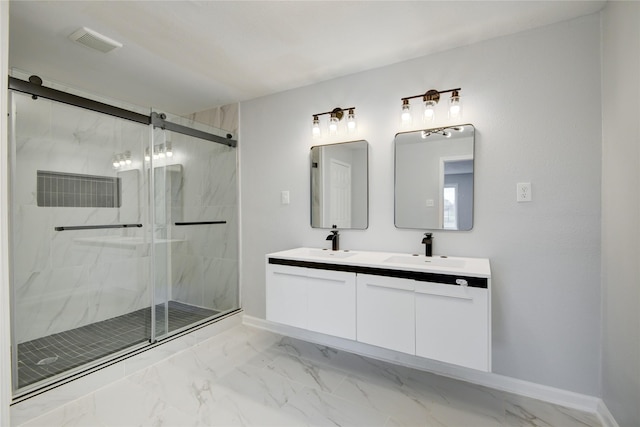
left=312, top=106, right=356, bottom=119
left=401, top=88, right=461, bottom=102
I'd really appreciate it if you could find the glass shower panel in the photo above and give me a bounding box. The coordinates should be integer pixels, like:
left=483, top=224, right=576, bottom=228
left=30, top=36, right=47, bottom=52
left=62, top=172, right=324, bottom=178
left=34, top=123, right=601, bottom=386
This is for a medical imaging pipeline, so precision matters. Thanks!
left=150, top=112, right=239, bottom=341
left=9, top=92, right=151, bottom=392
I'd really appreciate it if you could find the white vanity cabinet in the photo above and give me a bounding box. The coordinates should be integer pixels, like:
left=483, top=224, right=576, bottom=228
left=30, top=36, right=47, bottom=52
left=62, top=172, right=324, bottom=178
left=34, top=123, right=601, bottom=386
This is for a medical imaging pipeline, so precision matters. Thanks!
left=415, top=281, right=490, bottom=371
left=356, top=274, right=415, bottom=354
left=266, top=263, right=356, bottom=340
left=265, top=248, right=491, bottom=373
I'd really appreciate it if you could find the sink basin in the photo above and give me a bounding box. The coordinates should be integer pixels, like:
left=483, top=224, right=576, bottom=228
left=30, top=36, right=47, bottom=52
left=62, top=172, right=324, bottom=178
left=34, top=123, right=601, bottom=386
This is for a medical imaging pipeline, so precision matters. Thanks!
left=305, top=249, right=357, bottom=259
left=384, top=255, right=466, bottom=269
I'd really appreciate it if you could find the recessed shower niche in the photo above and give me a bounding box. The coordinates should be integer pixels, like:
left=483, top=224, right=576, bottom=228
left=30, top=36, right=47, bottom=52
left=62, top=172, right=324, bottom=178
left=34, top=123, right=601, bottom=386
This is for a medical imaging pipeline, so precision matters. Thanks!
left=8, top=84, right=240, bottom=396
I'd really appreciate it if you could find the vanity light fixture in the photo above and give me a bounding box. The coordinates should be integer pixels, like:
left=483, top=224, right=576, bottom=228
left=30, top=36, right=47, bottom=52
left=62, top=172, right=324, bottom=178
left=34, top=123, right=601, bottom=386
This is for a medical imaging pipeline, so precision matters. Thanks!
left=311, top=107, right=357, bottom=138
left=112, top=152, right=133, bottom=169
left=400, top=88, right=462, bottom=126
left=144, top=143, right=175, bottom=164
left=421, top=128, right=453, bottom=139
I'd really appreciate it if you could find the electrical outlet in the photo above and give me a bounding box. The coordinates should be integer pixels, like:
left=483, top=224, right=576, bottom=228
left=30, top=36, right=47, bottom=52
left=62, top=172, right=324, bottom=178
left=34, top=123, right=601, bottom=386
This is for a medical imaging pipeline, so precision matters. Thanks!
left=517, top=182, right=532, bottom=202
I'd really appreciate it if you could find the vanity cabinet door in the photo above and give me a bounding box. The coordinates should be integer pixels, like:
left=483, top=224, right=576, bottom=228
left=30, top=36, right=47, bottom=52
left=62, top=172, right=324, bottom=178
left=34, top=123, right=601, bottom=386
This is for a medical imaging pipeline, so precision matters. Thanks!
left=356, top=274, right=415, bottom=354
left=266, top=263, right=356, bottom=339
left=307, top=268, right=356, bottom=340
left=266, top=264, right=309, bottom=330
left=415, top=281, right=490, bottom=372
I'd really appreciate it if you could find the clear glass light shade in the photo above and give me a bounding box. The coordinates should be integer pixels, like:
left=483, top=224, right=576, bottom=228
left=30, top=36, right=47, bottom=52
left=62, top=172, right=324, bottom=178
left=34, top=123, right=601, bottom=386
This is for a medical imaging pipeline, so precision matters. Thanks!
left=124, top=151, right=132, bottom=165
left=347, top=110, right=357, bottom=133
left=144, top=148, right=151, bottom=162
left=165, top=143, right=173, bottom=157
left=449, top=93, right=462, bottom=119
left=112, top=155, right=120, bottom=168
left=424, top=100, right=436, bottom=122
left=312, top=116, right=321, bottom=138
left=401, top=101, right=412, bottom=126
left=328, top=115, right=339, bottom=135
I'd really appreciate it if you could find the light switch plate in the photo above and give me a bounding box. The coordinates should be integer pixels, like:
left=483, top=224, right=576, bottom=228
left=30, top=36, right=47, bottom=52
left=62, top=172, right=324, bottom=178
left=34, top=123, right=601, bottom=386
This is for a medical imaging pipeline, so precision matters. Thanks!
left=281, top=190, right=290, bottom=205
left=517, top=182, right=532, bottom=202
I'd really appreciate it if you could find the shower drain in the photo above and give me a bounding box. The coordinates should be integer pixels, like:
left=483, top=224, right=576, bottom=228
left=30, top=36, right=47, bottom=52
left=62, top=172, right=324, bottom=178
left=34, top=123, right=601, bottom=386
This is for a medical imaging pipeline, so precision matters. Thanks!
left=36, top=356, right=59, bottom=365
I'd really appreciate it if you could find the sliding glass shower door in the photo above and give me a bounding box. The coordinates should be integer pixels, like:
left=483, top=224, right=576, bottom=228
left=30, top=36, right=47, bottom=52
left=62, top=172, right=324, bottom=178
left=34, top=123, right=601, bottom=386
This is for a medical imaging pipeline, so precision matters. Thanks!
left=150, top=111, right=239, bottom=341
left=8, top=89, right=239, bottom=395
left=9, top=91, right=152, bottom=391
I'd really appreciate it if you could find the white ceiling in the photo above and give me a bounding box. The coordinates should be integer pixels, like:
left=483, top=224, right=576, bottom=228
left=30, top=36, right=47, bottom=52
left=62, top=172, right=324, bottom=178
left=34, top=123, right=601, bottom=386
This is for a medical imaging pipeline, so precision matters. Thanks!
left=9, top=1, right=606, bottom=116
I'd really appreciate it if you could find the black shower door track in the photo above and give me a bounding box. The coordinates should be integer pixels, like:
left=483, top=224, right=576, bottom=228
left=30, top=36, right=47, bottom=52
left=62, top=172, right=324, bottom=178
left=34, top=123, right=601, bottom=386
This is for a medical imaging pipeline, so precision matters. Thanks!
left=8, top=75, right=237, bottom=147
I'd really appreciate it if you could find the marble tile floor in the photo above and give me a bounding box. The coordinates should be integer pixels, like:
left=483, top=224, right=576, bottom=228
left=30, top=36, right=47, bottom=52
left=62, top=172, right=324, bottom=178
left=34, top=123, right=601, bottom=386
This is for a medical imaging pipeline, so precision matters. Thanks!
left=17, top=324, right=603, bottom=427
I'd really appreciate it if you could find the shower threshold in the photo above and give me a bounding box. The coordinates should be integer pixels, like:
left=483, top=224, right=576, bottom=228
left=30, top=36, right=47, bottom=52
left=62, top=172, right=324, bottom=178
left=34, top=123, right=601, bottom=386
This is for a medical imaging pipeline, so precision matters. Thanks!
left=16, top=301, right=219, bottom=389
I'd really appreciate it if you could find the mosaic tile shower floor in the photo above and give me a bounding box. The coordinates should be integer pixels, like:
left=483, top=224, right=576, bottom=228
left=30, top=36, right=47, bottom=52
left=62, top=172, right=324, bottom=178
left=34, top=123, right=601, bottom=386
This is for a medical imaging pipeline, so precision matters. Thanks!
left=16, top=301, right=218, bottom=388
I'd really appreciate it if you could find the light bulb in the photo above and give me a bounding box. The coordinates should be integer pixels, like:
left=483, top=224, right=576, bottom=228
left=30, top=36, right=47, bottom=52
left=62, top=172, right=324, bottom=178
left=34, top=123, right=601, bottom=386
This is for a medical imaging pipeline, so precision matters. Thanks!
left=328, top=113, right=339, bottom=135
left=118, top=155, right=126, bottom=166
left=124, top=151, right=132, bottom=165
left=449, top=90, right=462, bottom=119
left=312, top=115, right=321, bottom=138
left=112, top=155, right=120, bottom=168
left=347, top=109, right=357, bottom=133
left=144, top=148, right=150, bottom=162
left=400, top=99, right=412, bottom=126
left=424, top=100, right=436, bottom=122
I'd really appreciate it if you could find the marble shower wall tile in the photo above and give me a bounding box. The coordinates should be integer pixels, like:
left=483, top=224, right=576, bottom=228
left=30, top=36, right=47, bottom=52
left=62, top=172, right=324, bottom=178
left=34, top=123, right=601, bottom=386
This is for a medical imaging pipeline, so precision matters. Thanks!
left=11, top=93, right=239, bottom=345
left=11, top=93, right=152, bottom=343
left=186, top=103, right=239, bottom=137
left=203, top=257, right=239, bottom=311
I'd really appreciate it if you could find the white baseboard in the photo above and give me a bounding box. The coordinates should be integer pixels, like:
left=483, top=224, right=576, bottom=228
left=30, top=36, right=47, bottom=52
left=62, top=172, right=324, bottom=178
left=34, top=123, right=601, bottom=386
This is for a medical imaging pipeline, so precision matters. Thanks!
left=243, top=315, right=618, bottom=426
left=597, top=399, right=621, bottom=427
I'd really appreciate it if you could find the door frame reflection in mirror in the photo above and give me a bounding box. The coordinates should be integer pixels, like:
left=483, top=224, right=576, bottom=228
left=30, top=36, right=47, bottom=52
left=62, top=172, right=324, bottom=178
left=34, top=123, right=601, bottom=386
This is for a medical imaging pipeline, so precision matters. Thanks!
left=310, top=140, right=369, bottom=230
left=394, top=124, right=474, bottom=231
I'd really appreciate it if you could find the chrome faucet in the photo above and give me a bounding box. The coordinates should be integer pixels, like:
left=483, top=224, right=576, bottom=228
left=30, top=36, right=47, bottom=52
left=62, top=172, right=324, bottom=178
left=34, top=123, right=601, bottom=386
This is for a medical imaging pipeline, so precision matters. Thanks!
left=422, top=232, right=433, bottom=257
left=326, top=225, right=339, bottom=251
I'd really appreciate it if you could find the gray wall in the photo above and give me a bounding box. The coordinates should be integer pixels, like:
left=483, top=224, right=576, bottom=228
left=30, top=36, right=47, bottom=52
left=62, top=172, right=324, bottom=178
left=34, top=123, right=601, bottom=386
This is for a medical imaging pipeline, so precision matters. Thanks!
left=240, top=14, right=602, bottom=395
left=601, top=2, right=640, bottom=426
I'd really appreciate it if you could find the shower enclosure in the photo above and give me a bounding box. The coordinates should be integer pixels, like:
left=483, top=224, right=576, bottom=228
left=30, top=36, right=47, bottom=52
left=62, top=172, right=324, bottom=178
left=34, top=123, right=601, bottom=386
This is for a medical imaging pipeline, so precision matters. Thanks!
left=8, top=77, right=240, bottom=396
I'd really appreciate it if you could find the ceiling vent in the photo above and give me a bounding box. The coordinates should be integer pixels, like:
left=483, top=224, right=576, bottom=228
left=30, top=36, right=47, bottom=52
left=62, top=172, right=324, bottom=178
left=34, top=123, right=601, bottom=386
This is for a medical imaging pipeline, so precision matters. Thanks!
left=69, top=27, right=122, bottom=53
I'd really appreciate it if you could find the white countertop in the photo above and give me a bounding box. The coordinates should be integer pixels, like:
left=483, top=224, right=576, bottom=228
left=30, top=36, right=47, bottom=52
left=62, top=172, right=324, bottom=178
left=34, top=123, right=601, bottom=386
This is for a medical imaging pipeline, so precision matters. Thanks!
left=266, top=247, right=491, bottom=278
